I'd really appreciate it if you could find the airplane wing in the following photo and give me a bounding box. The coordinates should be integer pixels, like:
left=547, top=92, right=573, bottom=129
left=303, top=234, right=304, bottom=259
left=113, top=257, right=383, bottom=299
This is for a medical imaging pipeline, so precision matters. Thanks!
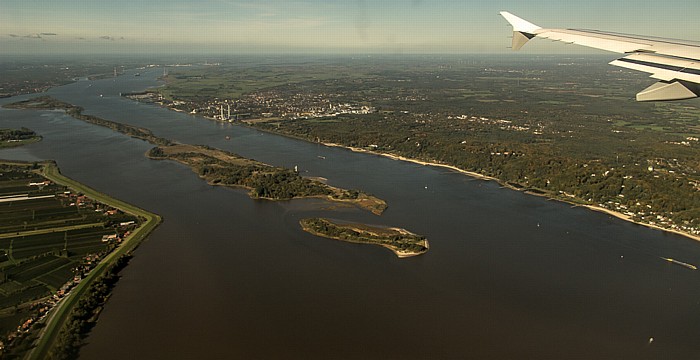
left=499, top=11, right=700, bottom=101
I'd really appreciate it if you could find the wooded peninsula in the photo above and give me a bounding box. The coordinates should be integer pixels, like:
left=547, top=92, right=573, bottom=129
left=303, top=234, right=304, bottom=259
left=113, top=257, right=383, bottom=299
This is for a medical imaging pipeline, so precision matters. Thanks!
left=4, top=97, right=387, bottom=215
left=147, top=144, right=386, bottom=214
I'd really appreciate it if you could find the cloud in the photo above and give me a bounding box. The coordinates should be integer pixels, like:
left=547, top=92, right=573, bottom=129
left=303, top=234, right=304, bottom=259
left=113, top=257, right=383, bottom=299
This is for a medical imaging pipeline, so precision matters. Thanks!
left=98, top=35, right=125, bottom=41
left=7, top=33, right=56, bottom=39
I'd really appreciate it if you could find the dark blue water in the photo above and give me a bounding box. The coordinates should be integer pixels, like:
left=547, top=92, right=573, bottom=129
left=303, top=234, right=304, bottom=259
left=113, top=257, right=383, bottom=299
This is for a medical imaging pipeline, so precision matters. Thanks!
left=1, top=68, right=699, bottom=359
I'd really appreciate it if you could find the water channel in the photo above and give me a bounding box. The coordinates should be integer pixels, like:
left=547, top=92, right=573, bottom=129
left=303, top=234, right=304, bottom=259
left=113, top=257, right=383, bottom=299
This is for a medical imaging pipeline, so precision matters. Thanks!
left=1, top=67, right=698, bottom=359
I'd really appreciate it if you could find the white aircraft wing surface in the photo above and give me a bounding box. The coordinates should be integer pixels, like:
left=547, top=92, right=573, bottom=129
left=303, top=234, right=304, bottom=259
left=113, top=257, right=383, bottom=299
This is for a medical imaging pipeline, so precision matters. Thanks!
left=500, top=11, right=700, bottom=101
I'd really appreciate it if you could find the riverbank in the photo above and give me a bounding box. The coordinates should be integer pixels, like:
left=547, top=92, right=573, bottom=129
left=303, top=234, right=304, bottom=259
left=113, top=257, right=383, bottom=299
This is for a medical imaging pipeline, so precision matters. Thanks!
left=120, top=94, right=699, bottom=242
left=27, top=162, right=162, bottom=360
left=579, top=204, right=700, bottom=242
left=0, top=136, right=41, bottom=149
left=3, top=96, right=172, bottom=146
left=322, top=141, right=700, bottom=243
left=322, top=142, right=500, bottom=182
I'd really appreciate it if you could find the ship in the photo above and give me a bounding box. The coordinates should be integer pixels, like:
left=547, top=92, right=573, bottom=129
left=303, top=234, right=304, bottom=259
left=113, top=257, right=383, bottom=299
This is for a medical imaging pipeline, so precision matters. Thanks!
left=660, top=257, right=698, bottom=270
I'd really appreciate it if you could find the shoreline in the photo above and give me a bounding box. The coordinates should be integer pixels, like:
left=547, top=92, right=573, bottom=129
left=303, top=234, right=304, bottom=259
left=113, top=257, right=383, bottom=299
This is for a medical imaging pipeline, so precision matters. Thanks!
left=4, top=97, right=387, bottom=215
left=579, top=204, right=700, bottom=242
left=299, top=218, right=428, bottom=258
left=145, top=144, right=387, bottom=215
left=312, top=141, right=700, bottom=243
left=0, top=136, right=42, bottom=149
left=132, top=100, right=699, bottom=243
left=27, top=161, right=162, bottom=359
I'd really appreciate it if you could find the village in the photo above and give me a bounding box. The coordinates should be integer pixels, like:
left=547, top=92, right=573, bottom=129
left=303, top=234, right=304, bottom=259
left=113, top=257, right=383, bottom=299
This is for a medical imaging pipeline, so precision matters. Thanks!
left=124, top=89, right=376, bottom=122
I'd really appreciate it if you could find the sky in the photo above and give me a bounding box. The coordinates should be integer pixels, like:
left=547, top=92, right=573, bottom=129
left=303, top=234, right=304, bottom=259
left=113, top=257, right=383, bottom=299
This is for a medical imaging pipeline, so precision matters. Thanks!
left=1, top=0, right=699, bottom=55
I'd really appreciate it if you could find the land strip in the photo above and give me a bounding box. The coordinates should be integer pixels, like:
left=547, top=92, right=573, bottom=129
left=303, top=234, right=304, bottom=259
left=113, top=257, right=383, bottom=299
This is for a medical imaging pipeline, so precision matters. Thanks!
left=27, top=162, right=161, bottom=360
left=0, top=159, right=160, bottom=358
left=300, top=218, right=428, bottom=258
left=3, top=97, right=171, bottom=146
left=4, top=96, right=387, bottom=215
left=148, top=144, right=386, bottom=214
left=0, top=128, right=41, bottom=149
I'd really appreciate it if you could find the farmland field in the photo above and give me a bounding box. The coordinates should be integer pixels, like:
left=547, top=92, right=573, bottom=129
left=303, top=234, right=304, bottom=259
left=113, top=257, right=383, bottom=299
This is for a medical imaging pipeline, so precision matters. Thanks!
left=0, top=161, right=140, bottom=338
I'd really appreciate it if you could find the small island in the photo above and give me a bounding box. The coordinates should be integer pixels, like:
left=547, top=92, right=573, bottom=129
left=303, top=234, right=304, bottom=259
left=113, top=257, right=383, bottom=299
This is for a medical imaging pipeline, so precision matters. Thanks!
left=0, top=128, right=41, bottom=148
left=300, top=218, right=429, bottom=258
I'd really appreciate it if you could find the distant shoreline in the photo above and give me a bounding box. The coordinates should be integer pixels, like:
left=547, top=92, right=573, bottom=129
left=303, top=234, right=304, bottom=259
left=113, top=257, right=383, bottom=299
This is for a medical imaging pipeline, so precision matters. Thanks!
left=130, top=99, right=700, bottom=243
left=4, top=97, right=387, bottom=215
left=316, top=141, right=700, bottom=243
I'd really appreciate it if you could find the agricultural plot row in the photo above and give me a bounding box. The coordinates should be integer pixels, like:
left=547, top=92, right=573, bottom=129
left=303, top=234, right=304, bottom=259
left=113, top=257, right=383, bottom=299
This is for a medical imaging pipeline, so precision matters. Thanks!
left=8, top=257, right=72, bottom=284
left=8, top=227, right=114, bottom=259
left=36, top=264, right=76, bottom=289
left=0, top=170, right=42, bottom=184
left=0, top=205, right=83, bottom=231
left=0, top=285, right=48, bottom=309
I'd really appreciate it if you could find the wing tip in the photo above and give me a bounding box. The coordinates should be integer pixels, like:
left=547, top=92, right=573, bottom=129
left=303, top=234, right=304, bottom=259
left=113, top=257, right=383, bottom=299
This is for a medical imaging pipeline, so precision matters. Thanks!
left=500, top=11, right=542, bottom=34
left=636, top=81, right=699, bottom=102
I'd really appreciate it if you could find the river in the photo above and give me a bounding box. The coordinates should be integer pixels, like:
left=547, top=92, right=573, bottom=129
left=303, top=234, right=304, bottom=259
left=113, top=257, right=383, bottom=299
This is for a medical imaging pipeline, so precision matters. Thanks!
left=1, top=67, right=699, bottom=359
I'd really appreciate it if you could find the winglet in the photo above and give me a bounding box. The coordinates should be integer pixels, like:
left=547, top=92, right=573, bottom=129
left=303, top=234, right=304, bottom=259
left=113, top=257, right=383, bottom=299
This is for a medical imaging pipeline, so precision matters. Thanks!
left=636, top=81, right=699, bottom=102
left=499, top=12, right=541, bottom=34
left=500, top=12, right=542, bottom=50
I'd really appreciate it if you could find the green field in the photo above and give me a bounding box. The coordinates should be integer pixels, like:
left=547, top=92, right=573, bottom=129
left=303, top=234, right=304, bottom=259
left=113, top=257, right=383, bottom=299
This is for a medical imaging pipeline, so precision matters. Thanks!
left=157, top=63, right=371, bottom=102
